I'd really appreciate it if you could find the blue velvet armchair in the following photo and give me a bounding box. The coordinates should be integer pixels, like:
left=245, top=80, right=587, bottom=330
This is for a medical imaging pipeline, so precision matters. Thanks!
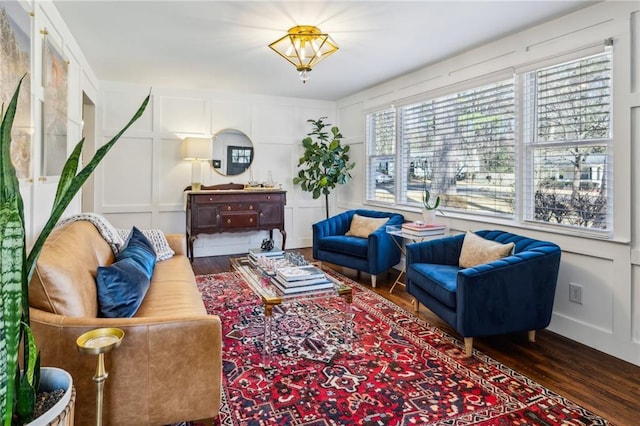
left=313, top=209, right=404, bottom=287
left=406, top=230, right=561, bottom=357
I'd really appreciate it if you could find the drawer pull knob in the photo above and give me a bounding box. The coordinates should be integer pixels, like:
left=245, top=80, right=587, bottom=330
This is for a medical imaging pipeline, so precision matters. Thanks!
left=249, top=218, right=254, bottom=223
left=249, top=205, right=254, bottom=210
left=260, top=212, right=263, bottom=217
left=267, top=196, right=271, bottom=199
left=209, top=197, right=213, bottom=201
left=227, top=206, right=231, bottom=211
left=216, top=215, right=220, bottom=219
left=227, top=219, right=231, bottom=224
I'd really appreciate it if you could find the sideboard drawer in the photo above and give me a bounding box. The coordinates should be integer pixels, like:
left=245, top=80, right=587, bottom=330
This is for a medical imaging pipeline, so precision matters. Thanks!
left=221, top=212, right=258, bottom=229
left=221, top=203, right=257, bottom=212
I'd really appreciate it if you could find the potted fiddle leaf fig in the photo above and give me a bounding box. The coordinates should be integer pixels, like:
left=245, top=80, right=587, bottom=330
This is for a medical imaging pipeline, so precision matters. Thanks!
left=293, top=117, right=355, bottom=219
left=0, top=76, right=150, bottom=425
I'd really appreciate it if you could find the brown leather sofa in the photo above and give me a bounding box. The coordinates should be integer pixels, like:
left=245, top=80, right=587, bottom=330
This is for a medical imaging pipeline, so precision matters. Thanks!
left=29, top=221, right=222, bottom=425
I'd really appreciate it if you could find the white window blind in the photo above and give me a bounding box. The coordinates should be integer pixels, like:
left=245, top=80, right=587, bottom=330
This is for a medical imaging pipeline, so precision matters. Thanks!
left=524, top=52, right=612, bottom=231
left=366, top=109, right=396, bottom=203
left=399, top=79, right=516, bottom=216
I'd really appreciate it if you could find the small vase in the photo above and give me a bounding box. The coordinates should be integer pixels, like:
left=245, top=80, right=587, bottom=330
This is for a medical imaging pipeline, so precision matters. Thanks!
left=422, top=209, right=436, bottom=224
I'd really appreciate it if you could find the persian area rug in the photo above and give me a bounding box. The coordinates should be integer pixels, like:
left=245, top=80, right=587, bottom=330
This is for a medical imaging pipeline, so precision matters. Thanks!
left=195, top=270, right=612, bottom=426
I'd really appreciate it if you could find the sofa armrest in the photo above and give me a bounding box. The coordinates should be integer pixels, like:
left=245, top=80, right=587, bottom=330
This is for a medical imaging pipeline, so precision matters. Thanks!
left=166, top=233, right=187, bottom=256
left=406, top=233, right=465, bottom=266
left=30, top=308, right=222, bottom=425
left=456, top=249, right=561, bottom=336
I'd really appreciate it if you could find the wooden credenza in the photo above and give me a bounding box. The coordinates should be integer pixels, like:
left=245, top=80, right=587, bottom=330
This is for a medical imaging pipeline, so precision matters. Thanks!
left=185, top=189, right=287, bottom=262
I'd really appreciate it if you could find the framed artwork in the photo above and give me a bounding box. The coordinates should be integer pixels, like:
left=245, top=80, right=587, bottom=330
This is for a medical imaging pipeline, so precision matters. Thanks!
left=41, top=32, right=68, bottom=176
left=0, top=1, right=32, bottom=179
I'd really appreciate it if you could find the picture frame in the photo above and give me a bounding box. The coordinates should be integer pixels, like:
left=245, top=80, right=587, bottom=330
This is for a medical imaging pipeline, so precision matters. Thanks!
left=0, top=1, right=32, bottom=179
left=41, top=32, right=68, bottom=177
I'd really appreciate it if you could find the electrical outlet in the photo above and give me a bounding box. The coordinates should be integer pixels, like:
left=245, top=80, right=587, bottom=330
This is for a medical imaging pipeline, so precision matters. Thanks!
left=569, top=283, right=583, bottom=304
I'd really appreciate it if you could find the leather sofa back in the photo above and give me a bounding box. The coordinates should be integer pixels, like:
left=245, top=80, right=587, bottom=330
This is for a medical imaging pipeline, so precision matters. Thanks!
left=29, top=221, right=115, bottom=317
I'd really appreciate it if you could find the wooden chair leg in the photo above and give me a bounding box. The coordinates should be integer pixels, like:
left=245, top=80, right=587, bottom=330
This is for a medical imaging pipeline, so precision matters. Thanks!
left=464, top=337, right=473, bottom=358
left=357, top=270, right=361, bottom=279
left=371, top=275, right=377, bottom=288
left=528, top=330, right=536, bottom=342
left=412, top=298, right=419, bottom=313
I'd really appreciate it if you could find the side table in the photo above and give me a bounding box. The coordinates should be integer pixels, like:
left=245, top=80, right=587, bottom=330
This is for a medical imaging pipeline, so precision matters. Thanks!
left=386, top=224, right=447, bottom=294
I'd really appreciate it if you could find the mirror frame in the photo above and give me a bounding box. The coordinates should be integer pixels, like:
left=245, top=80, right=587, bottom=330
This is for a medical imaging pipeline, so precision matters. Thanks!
left=210, top=128, right=254, bottom=176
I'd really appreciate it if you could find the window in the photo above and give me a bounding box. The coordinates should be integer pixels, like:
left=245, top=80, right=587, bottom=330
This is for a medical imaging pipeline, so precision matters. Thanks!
left=399, top=79, right=515, bottom=217
left=524, top=53, right=612, bottom=230
left=367, top=108, right=396, bottom=203
left=366, top=50, right=613, bottom=233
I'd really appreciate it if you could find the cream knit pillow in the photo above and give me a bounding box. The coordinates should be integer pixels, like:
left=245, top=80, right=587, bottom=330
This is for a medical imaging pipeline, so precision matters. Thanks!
left=345, top=214, right=389, bottom=238
left=459, top=231, right=514, bottom=268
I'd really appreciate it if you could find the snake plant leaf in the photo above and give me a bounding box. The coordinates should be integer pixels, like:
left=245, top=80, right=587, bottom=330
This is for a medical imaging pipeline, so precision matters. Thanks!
left=52, top=139, right=84, bottom=212
left=0, top=76, right=25, bottom=426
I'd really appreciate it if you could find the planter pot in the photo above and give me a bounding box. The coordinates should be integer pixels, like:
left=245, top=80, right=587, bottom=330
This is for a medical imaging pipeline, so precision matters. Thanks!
left=422, top=209, right=436, bottom=224
left=26, top=367, right=75, bottom=426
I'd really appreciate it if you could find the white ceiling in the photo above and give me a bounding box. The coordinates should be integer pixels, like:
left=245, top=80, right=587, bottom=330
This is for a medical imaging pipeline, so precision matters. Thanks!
left=52, top=0, right=598, bottom=101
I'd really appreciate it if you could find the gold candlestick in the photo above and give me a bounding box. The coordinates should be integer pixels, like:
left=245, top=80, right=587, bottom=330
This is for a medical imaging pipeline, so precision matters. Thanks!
left=76, top=328, right=124, bottom=426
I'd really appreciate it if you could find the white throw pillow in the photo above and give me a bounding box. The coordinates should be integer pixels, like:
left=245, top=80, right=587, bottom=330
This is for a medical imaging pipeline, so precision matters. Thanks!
left=345, top=214, right=389, bottom=238
left=459, top=231, right=514, bottom=268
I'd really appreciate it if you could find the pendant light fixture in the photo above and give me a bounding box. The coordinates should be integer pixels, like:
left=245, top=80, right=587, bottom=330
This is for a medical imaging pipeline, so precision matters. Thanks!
left=269, top=25, right=338, bottom=83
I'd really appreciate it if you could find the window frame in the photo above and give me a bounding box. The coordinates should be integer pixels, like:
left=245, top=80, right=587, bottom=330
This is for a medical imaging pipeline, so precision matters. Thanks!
left=365, top=47, right=614, bottom=238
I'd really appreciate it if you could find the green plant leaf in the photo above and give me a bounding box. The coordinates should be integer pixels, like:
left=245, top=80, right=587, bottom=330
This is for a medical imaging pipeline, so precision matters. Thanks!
left=0, top=76, right=25, bottom=426
left=52, top=139, right=84, bottom=212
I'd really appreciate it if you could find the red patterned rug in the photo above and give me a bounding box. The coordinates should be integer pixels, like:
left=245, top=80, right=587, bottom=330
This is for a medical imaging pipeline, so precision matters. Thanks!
left=196, top=270, right=611, bottom=425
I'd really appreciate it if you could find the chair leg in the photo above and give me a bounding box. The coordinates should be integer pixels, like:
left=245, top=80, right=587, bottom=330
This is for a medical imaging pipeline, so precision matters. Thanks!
left=464, top=337, right=473, bottom=358
left=528, top=330, right=536, bottom=342
left=412, top=298, right=419, bottom=313
left=357, top=270, right=361, bottom=279
left=371, top=275, right=377, bottom=288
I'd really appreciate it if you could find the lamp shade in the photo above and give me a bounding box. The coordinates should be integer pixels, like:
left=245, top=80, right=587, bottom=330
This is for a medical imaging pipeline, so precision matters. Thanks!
left=183, top=137, right=212, bottom=160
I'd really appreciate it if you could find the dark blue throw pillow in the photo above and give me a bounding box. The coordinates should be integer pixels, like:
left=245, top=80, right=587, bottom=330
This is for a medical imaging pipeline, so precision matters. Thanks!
left=96, top=226, right=157, bottom=318
left=96, top=257, right=150, bottom=317
left=117, top=226, right=157, bottom=278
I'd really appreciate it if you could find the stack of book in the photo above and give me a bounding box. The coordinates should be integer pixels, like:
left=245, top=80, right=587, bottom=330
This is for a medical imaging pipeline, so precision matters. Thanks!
left=248, top=247, right=285, bottom=265
left=272, top=265, right=334, bottom=294
left=401, top=222, right=446, bottom=237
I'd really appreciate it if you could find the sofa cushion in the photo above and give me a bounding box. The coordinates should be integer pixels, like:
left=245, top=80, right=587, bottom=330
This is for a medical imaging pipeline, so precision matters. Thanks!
left=345, top=213, right=389, bottom=238
left=118, top=226, right=157, bottom=277
left=29, top=221, right=115, bottom=316
left=407, top=263, right=461, bottom=308
left=317, top=235, right=369, bottom=258
left=459, top=231, right=514, bottom=268
left=96, top=257, right=151, bottom=317
left=96, top=227, right=156, bottom=317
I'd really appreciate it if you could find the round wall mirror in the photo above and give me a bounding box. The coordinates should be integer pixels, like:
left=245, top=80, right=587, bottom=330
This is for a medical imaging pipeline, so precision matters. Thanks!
left=211, top=129, right=254, bottom=176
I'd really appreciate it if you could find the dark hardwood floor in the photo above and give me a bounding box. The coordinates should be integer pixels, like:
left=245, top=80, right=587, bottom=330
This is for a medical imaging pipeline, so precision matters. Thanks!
left=192, top=248, right=640, bottom=426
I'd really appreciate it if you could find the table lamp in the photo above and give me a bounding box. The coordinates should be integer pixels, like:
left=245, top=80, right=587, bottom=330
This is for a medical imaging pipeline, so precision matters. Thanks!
left=183, top=137, right=213, bottom=190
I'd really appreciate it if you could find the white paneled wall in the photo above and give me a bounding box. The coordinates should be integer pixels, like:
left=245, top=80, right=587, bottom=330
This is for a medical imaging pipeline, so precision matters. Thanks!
left=94, top=84, right=335, bottom=256
left=335, top=1, right=640, bottom=366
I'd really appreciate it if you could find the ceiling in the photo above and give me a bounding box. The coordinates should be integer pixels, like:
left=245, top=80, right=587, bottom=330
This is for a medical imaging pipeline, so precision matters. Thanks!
left=52, top=1, right=598, bottom=101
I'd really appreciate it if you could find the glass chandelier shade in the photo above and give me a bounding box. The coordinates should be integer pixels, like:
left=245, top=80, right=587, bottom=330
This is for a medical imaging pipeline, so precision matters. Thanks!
left=269, top=25, right=338, bottom=83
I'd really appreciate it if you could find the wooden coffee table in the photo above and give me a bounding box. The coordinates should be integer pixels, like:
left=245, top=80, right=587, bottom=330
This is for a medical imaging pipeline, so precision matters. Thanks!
left=230, top=256, right=353, bottom=367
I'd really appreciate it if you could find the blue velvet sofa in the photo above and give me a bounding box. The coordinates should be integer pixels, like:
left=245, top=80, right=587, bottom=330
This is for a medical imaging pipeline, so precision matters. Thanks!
left=406, top=230, right=561, bottom=357
left=313, top=209, right=404, bottom=287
